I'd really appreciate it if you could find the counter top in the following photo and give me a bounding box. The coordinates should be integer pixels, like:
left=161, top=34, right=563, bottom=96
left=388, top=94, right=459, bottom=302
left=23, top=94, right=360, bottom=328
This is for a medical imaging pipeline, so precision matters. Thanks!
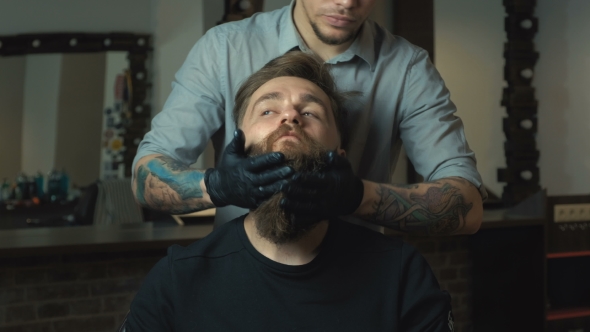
left=0, top=222, right=214, bottom=257
left=481, top=208, right=545, bottom=229
left=0, top=208, right=545, bottom=257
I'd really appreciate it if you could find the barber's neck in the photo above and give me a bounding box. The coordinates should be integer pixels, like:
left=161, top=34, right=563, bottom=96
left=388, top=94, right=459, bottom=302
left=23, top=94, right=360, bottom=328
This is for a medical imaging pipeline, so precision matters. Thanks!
left=244, top=214, right=329, bottom=266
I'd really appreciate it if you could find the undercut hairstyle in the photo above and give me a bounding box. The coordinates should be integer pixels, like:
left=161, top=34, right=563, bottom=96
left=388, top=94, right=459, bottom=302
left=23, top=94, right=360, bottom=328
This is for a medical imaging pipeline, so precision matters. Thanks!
left=233, top=51, right=351, bottom=147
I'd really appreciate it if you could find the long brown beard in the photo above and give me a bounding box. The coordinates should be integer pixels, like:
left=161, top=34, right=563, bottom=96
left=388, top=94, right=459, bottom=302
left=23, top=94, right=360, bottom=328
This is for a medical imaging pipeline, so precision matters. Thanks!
left=248, top=124, right=329, bottom=244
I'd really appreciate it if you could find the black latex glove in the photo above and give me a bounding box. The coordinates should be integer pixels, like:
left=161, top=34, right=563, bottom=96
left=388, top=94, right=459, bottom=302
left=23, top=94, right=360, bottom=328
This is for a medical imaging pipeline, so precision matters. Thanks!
left=280, top=151, right=364, bottom=227
left=204, top=130, right=294, bottom=209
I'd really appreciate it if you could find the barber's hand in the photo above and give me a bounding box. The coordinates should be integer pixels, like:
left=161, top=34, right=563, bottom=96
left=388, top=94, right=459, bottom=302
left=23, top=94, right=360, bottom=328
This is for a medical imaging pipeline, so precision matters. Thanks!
left=280, top=151, right=364, bottom=227
left=204, top=129, right=294, bottom=209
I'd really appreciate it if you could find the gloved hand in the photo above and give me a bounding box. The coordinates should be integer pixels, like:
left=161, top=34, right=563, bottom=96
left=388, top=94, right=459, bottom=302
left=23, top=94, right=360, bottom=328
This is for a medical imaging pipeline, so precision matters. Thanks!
left=279, top=151, right=364, bottom=227
left=204, top=129, right=294, bottom=209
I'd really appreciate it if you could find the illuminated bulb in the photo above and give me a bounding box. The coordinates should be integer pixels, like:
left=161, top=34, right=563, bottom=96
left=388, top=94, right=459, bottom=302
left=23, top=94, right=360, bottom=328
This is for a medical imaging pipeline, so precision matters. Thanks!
left=520, top=68, right=534, bottom=79
left=239, top=0, right=251, bottom=10
left=520, top=170, right=533, bottom=181
left=520, top=119, right=533, bottom=130
left=521, top=19, right=533, bottom=29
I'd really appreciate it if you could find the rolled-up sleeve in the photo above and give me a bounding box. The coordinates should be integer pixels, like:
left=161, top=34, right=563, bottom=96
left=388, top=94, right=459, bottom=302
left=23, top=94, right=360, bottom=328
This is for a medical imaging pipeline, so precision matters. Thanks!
left=399, top=49, right=487, bottom=200
left=132, top=29, right=226, bottom=175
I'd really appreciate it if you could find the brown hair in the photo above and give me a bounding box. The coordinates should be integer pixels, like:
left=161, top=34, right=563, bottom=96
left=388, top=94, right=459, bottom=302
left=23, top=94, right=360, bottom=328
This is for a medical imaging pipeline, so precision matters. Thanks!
left=233, top=51, right=350, bottom=147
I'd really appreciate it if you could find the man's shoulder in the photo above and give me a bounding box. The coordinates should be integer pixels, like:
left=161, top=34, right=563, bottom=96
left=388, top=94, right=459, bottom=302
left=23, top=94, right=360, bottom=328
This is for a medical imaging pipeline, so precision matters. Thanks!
left=333, top=220, right=405, bottom=255
left=207, top=6, right=288, bottom=39
left=366, top=20, right=428, bottom=66
left=167, top=216, right=246, bottom=262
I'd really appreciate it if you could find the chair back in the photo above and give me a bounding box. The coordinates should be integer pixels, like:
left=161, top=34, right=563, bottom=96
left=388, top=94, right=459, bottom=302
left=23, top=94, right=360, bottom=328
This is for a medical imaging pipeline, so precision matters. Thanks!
left=93, top=178, right=143, bottom=225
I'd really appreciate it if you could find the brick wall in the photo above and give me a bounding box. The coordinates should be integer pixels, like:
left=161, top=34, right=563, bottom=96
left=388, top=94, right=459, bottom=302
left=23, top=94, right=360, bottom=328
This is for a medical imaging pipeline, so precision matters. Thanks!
left=1, top=236, right=473, bottom=332
left=403, top=235, right=473, bottom=332
left=0, top=250, right=166, bottom=332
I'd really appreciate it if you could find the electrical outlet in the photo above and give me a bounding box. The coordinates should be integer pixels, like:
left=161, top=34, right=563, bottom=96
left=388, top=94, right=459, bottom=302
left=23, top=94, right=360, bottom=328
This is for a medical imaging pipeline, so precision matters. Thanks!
left=554, top=203, right=590, bottom=222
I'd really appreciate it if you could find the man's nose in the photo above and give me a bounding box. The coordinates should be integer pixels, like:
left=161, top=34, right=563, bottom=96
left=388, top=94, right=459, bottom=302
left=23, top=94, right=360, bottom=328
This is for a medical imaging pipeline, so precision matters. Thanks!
left=280, top=109, right=301, bottom=125
left=334, top=0, right=357, bottom=9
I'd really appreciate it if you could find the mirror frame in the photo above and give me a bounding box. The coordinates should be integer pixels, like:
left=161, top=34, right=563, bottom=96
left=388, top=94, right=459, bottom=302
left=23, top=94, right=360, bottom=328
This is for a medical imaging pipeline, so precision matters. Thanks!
left=0, top=32, right=152, bottom=177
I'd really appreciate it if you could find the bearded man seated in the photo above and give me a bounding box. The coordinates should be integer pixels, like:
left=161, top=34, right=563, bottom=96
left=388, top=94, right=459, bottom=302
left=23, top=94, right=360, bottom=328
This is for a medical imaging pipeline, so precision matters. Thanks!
left=124, top=52, right=454, bottom=332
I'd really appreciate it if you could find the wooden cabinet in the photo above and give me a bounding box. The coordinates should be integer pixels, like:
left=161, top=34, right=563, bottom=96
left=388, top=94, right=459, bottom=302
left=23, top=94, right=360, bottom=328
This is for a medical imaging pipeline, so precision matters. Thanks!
left=470, top=194, right=590, bottom=331
left=545, top=195, right=590, bottom=331
left=470, top=213, right=545, bottom=332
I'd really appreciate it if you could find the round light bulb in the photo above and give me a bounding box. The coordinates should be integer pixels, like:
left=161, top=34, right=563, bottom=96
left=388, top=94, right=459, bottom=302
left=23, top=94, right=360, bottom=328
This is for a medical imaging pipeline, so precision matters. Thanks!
left=520, top=170, right=533, bottom=181
left=520, top=119, right=534, bottom=130
left=521, top=19, right=533, bottom=29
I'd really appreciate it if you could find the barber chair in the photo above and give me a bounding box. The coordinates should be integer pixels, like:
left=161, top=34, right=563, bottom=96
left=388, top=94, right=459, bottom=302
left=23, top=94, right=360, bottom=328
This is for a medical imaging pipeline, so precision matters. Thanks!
left=74, top=178, right=181, bottom=225
left=117, top=311, right=130, bottom=331
left=92, top=179, right=144, bottom=225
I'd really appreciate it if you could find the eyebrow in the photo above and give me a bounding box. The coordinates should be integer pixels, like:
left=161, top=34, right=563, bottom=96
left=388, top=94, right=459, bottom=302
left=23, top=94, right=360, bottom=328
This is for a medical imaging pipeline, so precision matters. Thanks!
left=251, top=91, right=328, bottom=114
left=300, top=93, right=328, bottom=114
left=251, top=91, right=284, bottom=111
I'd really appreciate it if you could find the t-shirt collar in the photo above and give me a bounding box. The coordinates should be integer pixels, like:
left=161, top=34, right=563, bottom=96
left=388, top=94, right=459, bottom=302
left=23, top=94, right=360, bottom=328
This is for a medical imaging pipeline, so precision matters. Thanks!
left=235, top=214, right=337, bottom=274
left=279, top=0, right=376, bottom=71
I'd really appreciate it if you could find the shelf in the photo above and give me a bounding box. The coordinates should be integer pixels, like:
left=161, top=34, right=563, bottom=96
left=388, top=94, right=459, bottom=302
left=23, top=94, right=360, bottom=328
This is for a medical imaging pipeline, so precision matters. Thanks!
left=547, top=307, right=590, bottom=321
left=547, top=251, right=590, bottom=259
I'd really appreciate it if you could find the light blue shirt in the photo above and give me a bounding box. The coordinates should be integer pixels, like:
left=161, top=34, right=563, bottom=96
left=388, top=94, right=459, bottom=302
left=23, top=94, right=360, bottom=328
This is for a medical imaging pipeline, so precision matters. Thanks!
left=134, top=2, right=487, bottom=226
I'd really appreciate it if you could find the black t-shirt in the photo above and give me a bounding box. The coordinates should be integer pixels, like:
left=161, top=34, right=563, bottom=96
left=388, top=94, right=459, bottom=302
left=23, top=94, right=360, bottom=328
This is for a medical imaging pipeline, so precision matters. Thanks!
left=128, top=216, right=453, bottom=331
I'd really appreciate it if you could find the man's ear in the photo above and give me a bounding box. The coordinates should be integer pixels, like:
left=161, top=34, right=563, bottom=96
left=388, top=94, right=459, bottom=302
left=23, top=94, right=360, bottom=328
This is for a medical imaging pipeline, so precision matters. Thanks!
left=337, top=147, right=346, bottom=157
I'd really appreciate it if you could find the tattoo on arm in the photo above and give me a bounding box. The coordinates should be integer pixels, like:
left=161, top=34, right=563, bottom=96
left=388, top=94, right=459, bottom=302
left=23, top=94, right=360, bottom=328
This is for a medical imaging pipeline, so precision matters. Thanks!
left=363, top=181, right=473, bottom=235
left=390, top=183, right=419, bottom=190
left=135, top=156, right=214, bottom=214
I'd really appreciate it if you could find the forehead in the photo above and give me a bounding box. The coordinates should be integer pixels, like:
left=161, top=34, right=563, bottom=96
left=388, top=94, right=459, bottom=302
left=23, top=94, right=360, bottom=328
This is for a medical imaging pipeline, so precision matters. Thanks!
left=247, top=76, right=331, bottom=109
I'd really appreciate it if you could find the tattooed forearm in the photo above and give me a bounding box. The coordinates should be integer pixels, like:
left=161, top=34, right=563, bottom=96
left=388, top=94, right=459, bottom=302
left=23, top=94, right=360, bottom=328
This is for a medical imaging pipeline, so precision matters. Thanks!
left=147, top=156, right=205, bottom=200
left=362, top=180, right=473, bottom=236
left=390, top=183, right=419, bottom=190
left=134, top=156, right=214, bottom=214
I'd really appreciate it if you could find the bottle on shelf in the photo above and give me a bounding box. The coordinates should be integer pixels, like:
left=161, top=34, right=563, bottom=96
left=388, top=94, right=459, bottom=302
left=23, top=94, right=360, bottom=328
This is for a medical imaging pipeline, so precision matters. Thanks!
left=34, top=171, right=45, bottom=200
left=47, top=169, right=61, bottom=203
left=0, top=178, right=9, bottom=203
left=27, top=176, right=39, bottom=204
left=60, top=168, right=70, bottom=201
left=15, top=172, right=28, bottom=201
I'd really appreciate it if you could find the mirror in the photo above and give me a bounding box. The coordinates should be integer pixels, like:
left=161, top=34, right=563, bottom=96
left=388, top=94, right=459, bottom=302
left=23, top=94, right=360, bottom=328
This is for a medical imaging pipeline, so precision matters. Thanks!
left=0, top=52, right=130, bottom=187
left=0, top=33, right=151, bottom=198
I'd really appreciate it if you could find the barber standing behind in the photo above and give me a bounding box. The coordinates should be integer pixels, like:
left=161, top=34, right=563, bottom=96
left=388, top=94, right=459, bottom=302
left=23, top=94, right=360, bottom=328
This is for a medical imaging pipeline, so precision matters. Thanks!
left=132, top=0, right=487, bottom=236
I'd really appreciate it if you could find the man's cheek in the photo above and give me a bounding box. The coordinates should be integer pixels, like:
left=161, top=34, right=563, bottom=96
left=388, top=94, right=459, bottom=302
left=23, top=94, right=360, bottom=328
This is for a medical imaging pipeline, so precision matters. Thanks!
left=242, top=133, right=259, bottom=152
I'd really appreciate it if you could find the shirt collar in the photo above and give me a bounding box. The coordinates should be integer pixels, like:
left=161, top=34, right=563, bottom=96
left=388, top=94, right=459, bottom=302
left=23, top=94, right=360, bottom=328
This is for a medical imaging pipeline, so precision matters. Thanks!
left=342, top=20, right=376, bottom=71
left=278, top=0, right=377, bottom=71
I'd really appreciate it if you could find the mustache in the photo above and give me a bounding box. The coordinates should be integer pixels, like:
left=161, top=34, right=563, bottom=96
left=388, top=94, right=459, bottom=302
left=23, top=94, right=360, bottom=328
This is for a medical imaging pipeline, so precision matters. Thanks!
left=246, top=124, right=311, bottom=156
left=252, top=124, right=331, bottom=173
left=320, top=7, right=359, bottom=21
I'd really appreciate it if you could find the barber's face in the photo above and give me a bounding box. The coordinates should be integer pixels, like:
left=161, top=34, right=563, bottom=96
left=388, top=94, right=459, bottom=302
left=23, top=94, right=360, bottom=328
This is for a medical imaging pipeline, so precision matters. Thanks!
left=241, top=76, right=343, bottom=156
left=295, top=0, right=377, bottom=45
